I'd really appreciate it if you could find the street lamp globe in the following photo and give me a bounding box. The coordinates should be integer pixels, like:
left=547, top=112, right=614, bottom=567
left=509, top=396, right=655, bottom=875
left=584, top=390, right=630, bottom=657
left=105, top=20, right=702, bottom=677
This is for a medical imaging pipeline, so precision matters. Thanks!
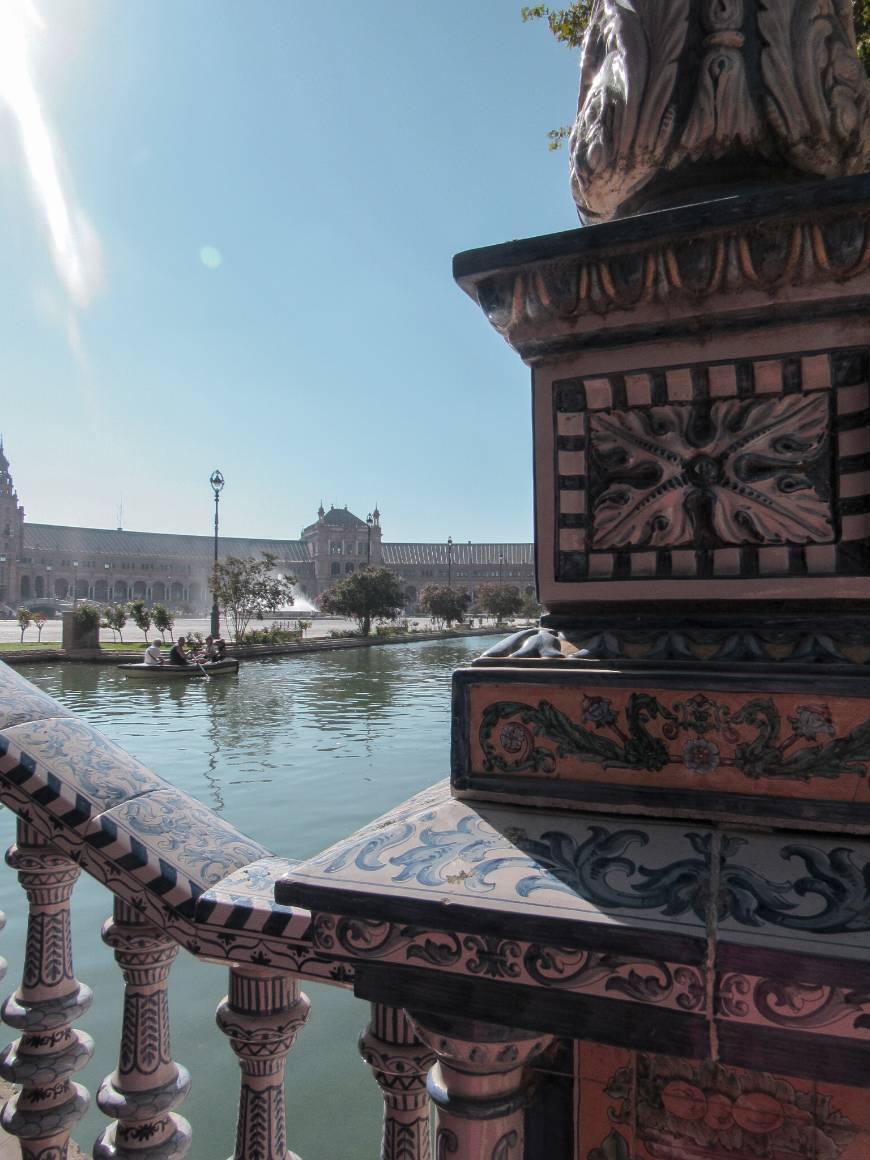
left=210, top=469, right=225, bottom=495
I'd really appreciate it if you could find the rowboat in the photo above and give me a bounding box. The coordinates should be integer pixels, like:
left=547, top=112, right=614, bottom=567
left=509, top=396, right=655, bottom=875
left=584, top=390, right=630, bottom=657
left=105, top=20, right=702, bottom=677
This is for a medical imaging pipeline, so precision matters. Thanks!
left=118, top=658, right=239, bottom=679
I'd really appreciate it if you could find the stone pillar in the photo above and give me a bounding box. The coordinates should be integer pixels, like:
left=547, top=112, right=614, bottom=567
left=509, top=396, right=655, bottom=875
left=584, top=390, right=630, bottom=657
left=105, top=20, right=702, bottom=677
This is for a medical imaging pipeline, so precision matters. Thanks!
left=0, top=821, right=93, bottom=1160
left=359, top=1004, right=434, bottom=1160
left=94, top=899, right=191, bottom=1158
left=216, top=966, right=310, bottom=1160
left=408, top=1012, right=552, bottom=1160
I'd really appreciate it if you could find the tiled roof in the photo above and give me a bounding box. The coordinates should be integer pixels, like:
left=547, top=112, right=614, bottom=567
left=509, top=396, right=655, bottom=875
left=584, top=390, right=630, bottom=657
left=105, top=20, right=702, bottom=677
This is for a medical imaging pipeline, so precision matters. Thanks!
left=23, top=524, right=311, bottom=563
left=302, top=506, right=369, bottom=533
left=381, top=543, right=533, bottom=566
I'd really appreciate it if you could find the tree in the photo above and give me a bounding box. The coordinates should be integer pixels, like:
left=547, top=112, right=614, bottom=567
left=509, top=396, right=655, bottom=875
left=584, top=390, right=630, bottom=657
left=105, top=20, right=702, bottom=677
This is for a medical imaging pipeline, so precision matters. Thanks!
left=129, top=599, right=152, bottom=642
left=524, top=2, right=870, bottom=148
left=32, top=611, right=47, bottom=642
left=104, top=604, right=128, bottom=643
left=476, top=584, right=524, bottom=624
left=152, top=603, right=174, bottom=642
left=16, top=607, right=31, bottom=643
left=210, top=553, right=296, bottom=642
left=319, top=568, right=405, bottom=636
left=419, top=585, right=471, bottom=628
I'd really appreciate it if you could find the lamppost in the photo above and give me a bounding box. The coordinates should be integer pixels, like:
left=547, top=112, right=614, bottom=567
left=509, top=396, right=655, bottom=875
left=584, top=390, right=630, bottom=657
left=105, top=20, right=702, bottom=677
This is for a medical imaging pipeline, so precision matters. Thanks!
left=498, top=553, right=504, bottom=584
left=366, top=513, right=373, bottom=568
left=210, top=469, right=224, bottom=637
left=72, top=561, right=79, bottom=609
left=45, top=564, right=52, bottom=601
left=0, top=555, right=5, bottom=604
left=447, top=536, right=453, bottom=586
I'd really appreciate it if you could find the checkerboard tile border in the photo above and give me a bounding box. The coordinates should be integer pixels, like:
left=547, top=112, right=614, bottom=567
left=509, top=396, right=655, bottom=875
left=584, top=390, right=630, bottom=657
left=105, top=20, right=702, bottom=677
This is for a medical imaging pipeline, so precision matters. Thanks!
left=552, top=347, right=870, bottom=585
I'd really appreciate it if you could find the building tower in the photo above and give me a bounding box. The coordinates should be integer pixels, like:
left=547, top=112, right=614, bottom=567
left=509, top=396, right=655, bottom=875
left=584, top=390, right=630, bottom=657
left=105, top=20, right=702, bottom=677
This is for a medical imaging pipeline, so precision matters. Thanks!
left=0, top=440, right=25, bottom=605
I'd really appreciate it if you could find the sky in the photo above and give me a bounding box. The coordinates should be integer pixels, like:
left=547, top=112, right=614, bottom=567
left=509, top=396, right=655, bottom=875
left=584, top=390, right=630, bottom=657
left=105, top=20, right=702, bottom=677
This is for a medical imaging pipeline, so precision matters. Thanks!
left=0, top=0, right=581, bottom=544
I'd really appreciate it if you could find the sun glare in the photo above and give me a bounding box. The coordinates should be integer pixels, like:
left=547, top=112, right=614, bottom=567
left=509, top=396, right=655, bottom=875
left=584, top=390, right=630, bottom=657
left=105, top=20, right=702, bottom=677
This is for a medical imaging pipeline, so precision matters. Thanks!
left=0, top=0, right=103, bottom=313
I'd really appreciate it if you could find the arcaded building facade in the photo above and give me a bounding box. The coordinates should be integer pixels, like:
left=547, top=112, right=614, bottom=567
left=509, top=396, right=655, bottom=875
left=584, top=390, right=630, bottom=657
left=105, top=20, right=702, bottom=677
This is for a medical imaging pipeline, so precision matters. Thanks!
left=0, top=447, right=534, bottom=612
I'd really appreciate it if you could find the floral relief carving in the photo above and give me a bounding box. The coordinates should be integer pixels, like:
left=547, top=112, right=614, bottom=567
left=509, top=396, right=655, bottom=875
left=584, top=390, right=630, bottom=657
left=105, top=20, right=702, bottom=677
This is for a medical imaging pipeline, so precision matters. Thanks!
left=569, top=0, right=870, bottom=222
left=589, top=394, right=832, bottom=550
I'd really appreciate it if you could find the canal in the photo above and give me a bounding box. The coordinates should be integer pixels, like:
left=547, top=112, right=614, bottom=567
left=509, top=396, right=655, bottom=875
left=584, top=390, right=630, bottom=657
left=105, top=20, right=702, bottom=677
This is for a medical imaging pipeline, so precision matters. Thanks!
left=1, top=637, right=490, bottom=1158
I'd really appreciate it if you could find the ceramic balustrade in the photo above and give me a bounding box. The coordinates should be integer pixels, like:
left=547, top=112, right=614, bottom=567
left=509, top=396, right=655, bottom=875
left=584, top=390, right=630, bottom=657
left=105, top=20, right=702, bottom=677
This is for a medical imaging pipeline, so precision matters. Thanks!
left=0, top=661, right=329, bottom=1158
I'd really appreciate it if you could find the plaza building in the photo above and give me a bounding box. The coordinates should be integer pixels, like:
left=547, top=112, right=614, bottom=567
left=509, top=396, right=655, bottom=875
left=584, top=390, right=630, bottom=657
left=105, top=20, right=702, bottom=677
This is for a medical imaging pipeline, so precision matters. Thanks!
left=0, top=445, right=534, bottom=612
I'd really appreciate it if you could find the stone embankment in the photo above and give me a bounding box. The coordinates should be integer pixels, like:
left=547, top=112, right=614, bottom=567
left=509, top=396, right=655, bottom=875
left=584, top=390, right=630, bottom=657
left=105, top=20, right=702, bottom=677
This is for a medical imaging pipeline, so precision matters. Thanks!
left=0, top=626, right=509, bottom=666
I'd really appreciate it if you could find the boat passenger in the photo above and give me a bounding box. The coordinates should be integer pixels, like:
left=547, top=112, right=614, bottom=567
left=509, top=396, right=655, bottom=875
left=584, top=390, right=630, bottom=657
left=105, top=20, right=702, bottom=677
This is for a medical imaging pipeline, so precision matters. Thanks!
left=213, top=637, right=227, bottom=660
left=144, top=640, right=164, bottom=666
left=168, top=636, right=190, bottom=666
left=195, top=635, right=216, bottom=662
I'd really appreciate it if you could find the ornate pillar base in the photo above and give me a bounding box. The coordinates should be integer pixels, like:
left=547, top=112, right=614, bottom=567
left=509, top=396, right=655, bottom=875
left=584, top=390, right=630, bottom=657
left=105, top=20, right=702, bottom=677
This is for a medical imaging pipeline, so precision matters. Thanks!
left=408, top=1012, right=552, bottom=1159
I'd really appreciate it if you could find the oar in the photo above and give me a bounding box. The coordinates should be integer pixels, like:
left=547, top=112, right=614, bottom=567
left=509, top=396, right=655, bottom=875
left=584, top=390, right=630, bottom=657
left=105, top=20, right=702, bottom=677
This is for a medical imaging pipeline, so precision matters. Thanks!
left=195, top=659, right=211, bottom=681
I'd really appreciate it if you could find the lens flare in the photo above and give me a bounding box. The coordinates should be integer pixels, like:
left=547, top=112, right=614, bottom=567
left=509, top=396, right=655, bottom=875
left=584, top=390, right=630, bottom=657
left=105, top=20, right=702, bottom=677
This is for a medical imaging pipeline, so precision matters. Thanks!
left=0, top=0, right=103, bottom=314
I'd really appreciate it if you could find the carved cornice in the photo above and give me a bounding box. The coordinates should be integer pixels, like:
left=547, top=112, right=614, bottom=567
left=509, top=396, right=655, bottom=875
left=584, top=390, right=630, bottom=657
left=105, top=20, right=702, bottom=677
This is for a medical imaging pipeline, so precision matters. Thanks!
left=457, top=187, right=870, bottom=357
left=570, top=0, right=870, bottom=223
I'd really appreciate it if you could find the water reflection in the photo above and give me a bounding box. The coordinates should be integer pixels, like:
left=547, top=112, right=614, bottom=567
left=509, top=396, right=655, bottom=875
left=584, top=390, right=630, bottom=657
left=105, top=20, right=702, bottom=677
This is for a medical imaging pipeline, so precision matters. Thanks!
left=15, top=636, right=484, bottom=844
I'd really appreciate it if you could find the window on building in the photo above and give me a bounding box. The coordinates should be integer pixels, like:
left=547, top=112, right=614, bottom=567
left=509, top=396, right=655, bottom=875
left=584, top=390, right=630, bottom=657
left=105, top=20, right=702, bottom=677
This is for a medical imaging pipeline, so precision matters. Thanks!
left=345, top=562, right=354, bottom=574
left=331, top=562, right=341, bottom=576
left=356, top=542, right=365, bottom=555
left=330, top=541, right=342, bottom=555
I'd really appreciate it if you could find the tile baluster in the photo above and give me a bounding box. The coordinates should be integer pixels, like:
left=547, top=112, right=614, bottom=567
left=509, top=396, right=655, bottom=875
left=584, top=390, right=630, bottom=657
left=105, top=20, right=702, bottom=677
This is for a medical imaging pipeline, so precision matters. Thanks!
left=94, top=898, right=192, bottom=1158
left=216, top=966, right=310, bottom=1160
left=407, top=1013, right=553, bottom=1160
left=359, top=1003, right=435, bottom=1160
left=0, top=820, right=93, bottom=1159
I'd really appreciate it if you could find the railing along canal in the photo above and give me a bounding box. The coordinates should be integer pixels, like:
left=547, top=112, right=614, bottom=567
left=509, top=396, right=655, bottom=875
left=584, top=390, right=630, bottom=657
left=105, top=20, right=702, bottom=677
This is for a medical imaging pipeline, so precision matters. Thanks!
left=0, top=660, right=430, bottom=1159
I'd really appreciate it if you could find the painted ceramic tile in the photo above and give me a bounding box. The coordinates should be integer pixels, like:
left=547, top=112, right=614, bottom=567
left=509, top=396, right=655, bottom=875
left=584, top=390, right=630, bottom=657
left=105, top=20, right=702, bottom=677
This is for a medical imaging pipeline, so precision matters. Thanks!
left=278, top=782, right=711, bottom=939
left=310, top=909, right=705, bottom=1012
left=0, top=659, right=73, bottom=730
left=195, top=855, right=312, bottom=942
left=465, top=682, right=870, bottom=804
left=0, top=716, right=166, bottom=839
left=86, top=785, right=269, bottom=919
left=716, top=828, right=870, bottom=957
left=578, top=1050, right=868, bottom=1160
left=717, top=971, right=870, bottom=1043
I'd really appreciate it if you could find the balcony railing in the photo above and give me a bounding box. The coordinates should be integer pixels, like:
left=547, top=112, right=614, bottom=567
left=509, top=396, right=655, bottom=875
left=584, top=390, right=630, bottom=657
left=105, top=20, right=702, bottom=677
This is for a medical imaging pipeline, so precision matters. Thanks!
left=0, top=660, right=434, bottom=1160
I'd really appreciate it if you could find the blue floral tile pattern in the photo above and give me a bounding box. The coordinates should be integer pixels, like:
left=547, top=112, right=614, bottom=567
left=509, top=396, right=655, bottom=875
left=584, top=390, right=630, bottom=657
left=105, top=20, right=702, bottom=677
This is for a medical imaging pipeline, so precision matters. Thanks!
left=196, top=856, right=311, bottom=941
left=0, top=659, right=73, bottom=731
left=278, top=783, right=711, bottom=938
left=87, top=786, right=270, bottom=919
left=0, top=717, right=166, bottom=840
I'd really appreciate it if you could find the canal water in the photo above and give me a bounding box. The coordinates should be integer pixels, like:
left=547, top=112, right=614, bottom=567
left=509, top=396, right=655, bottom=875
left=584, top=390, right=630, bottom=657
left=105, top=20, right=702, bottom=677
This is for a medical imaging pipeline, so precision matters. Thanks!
left=1, top=637, right=491, bottom=1159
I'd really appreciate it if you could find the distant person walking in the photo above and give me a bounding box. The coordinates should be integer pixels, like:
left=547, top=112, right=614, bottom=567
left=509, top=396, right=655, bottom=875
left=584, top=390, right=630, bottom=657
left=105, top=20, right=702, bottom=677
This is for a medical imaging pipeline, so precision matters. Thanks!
left=168, top=636, right=190, bottom=666
left=144, top=640, right=164, bottom=666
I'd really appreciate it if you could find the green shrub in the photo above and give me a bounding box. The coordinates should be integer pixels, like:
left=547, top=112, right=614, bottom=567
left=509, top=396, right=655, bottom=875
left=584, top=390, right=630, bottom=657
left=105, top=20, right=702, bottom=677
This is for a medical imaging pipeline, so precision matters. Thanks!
left=73, top=604, right=100, bottom=632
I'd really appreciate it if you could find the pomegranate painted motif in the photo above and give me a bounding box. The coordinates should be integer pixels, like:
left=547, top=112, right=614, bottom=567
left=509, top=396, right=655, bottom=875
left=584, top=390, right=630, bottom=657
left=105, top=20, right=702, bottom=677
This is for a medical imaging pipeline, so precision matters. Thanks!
left=602, top=1055, right=856, bottom=1159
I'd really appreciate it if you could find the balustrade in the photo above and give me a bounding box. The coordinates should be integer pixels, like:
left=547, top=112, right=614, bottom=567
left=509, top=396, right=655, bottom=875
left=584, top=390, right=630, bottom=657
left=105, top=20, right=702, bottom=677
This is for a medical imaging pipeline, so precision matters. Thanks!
left=94, top=898, right=191, bottom=1159
left=359, top=1003, right=434, bottom=1160
left=0, top=821, right=93, bottom=1160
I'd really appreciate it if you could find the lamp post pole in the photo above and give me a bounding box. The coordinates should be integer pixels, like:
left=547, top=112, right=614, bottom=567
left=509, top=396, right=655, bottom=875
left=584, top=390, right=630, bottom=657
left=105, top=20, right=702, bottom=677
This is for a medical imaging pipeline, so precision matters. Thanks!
left=210, top=470, right=225, bottom=637
left=498, top=553, right=504, bottom=584
left=45, top=564, right=52, bottom=602
left=72, top=562, right=79, bottom=609
left=447, top=536, right=453, bottom=587
left=0, top=555, right=5, bottom=604
left=366, top=514, right=373, bottom=568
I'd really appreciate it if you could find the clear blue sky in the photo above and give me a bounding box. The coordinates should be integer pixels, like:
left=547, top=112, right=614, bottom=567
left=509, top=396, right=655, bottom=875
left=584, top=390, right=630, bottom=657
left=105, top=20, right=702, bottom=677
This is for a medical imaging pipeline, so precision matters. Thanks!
left=1, top=1, right=580, bottom=543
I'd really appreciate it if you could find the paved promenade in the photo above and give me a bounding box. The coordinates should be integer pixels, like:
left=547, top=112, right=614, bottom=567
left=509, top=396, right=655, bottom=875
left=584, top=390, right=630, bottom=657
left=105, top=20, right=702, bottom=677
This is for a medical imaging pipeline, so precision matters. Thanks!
left=0, top=613, right=472, bottom=647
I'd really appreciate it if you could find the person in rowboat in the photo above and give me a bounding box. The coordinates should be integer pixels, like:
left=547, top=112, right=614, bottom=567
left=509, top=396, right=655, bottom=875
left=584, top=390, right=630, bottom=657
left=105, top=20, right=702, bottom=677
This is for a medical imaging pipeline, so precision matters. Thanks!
left=168, top=636, right=190, bottom=666
left=144, top=640, right=164, bottom=666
